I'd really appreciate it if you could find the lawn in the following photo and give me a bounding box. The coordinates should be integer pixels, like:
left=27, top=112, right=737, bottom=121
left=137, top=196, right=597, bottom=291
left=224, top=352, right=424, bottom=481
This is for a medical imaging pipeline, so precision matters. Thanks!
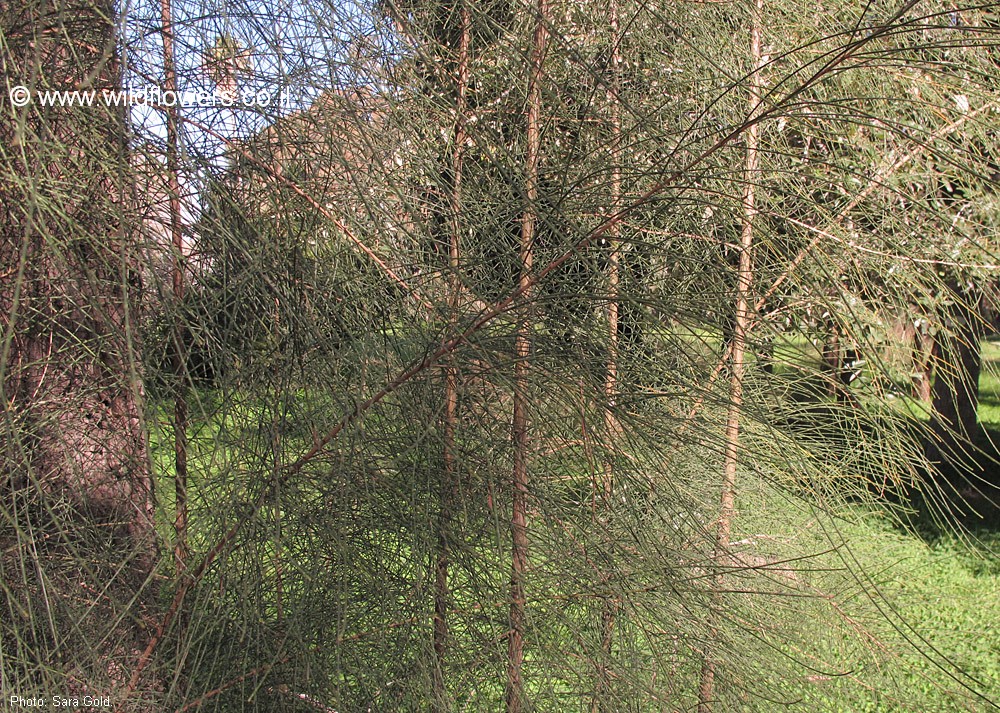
left=143, top=336, right=1000, bottom=711
left=758, top=337, right=1000, bottom=711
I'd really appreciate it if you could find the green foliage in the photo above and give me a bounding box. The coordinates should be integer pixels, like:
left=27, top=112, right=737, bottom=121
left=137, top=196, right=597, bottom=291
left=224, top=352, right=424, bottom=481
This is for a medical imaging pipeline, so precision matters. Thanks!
left=3, top=0, right=1000, bottom=711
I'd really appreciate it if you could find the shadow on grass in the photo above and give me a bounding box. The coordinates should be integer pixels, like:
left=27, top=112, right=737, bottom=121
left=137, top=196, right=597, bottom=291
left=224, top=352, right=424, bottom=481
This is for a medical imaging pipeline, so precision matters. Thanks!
left=910, top=427, right=1000, bottom=537
left=768, top=357, right=1000, bottom=535
left=914, top=335, right=1000, bottom=533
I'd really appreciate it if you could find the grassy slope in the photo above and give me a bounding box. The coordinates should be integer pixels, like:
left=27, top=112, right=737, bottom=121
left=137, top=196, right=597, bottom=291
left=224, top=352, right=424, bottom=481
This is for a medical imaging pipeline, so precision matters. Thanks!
left=780, top=510, right=1000, bottom=712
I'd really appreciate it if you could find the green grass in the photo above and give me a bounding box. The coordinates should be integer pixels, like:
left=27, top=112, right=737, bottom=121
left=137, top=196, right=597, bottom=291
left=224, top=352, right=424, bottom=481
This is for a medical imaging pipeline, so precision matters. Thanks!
left=144, top=334, right=1000, bottom=711
left=978, top=338, right=1000, bottom=432
left=729, top=332, right=1000, bottom=710
left=775, top=507, right=1000, bottom=712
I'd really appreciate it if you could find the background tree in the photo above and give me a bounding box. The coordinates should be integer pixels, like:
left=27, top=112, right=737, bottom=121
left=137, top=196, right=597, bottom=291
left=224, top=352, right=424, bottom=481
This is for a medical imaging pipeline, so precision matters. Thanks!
left=3, top=0, right=1000, bottom=710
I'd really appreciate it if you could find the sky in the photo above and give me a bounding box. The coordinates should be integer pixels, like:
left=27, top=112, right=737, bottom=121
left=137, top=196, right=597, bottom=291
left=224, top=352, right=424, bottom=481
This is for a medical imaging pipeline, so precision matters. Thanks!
left=119, top=0, right=390, bottom=221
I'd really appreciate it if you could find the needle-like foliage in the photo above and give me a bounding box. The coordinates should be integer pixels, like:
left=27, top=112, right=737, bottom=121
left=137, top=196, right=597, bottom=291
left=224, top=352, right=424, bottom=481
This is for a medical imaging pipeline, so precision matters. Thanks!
left=2, top=0, right=999, bottom=711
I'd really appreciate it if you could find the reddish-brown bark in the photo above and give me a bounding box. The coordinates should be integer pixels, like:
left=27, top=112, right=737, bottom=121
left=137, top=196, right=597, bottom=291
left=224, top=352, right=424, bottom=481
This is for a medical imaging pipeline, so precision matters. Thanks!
left=698, top=1, right=763, bottom=708
left=0, top=0, right=156, bottom=698
left=1, top=0, right=153, bottom=558
left=507, top=1, right=548, bottom=710
left=434, top=5, right=471, bottom=710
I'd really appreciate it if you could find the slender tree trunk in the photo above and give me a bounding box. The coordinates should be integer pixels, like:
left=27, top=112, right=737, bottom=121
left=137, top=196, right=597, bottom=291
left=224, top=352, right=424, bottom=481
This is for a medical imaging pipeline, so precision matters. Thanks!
left=433, top=6, right=470, bottom=711
left=507, top=1, right=548, bottom=710
left=159, top=0, right=190, bottom=573
left=594, top=1, right=622, bottom=708
left=698, top=2, right=763, bottom=709
left=272, top=401, right=285, bottom=622
left=823, top=322, right=841, bottom=399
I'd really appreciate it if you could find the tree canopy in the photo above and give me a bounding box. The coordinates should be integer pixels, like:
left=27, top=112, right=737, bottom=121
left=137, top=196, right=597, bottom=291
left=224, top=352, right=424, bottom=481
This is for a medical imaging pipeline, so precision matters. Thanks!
left=2, top=0, right=999, bottom=711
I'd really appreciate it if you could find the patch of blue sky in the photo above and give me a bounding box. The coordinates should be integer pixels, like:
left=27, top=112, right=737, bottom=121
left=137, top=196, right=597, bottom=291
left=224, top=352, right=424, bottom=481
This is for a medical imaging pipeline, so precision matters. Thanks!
left=117, top=0, right=392, bottom=219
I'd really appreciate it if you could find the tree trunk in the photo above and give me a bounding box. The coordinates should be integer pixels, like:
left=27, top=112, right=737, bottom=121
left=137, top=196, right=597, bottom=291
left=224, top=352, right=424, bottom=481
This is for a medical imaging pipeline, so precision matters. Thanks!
left=822, top=322, right=841, bottom=399
left=911, top=313, right=934, bottom=404
left=1, top=0, right=153, bottom=555
left=0, top=0, right=155, bottom=690
left=159, top=0, right=190, bottom=575
left=698, top=1, right=763, bottom=708
left=507, top=1, right=548, bottom=710
left=929, top=280, right=984, bottom=475
left=594, top=0, right=622, bottom=708
left=433, top=5, right=470, bottom=711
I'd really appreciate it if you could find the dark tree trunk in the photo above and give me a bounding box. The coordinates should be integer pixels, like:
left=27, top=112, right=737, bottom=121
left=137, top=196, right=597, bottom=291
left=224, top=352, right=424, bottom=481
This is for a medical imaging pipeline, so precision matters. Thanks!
left=0, top=1, right=156, bottom=686
left=756, top=336, right=775, bottom=374
left=820, top=321, right=860, bottom=405
left=929, top=280, right=984, bottom=475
